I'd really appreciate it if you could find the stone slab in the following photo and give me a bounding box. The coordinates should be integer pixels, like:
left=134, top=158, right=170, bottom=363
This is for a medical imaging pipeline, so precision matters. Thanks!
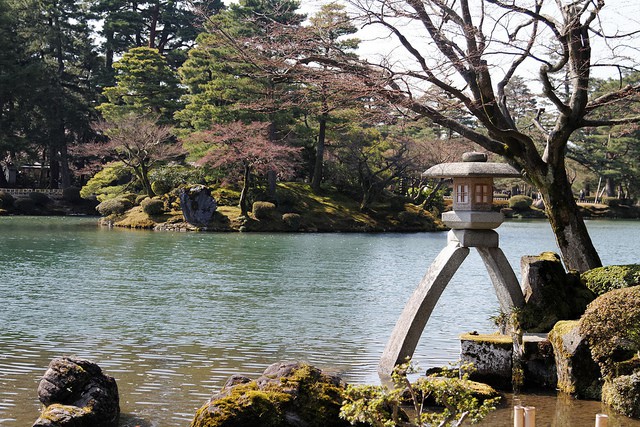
left=460, top=333, right=557, bottom=390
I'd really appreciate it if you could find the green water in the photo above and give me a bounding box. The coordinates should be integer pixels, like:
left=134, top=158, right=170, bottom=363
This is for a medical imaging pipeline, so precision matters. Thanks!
left=1, top=216, right=639, bottom=426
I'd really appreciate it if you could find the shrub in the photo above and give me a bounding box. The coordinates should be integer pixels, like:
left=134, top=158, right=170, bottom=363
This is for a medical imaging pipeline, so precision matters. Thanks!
left=80, top=162, right=133, bottom=201
left=151, top=180, right=171, bottom=196
left=398, top=210, right=420, bottom=225
left=14, top=198, right=36, bottom=214
left=580, top=286, right=640, bottom=378
left=508, top=195, right=533, bottom=209
left=149, top=165, right=206, bottom=195
left=282, top=213, right=302, bottom=230
left=29, top=192, right=50, bottom=206
left=341, top=361, right=499, bottom=427
left=581, top=265, right=640, bottom=296
left=141, top=197, right=165, bottom=215
left=96, top=197, right=133, bottom=216
left=0, top=191, right=15, bottom=209
left=62, top=187, right=82, bottom=203
left=252, top=201, right=276, bottom=220
left=135, top=194, right=148, bottom=205
left=211, top=188, right=241, bottom=206
left=602, top=197, right=635, bottom=208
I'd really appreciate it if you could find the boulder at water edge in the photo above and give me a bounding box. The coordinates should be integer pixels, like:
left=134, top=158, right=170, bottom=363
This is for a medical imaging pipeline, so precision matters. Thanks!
left=548, top=320, right=601, bottom=399
left=190, top=362, right=351, bottom=427
left=520, top=252, right=595, bottom=332
left=180, top=185, right=217, bottom=227
left=33, top=357, right=119, bottom=427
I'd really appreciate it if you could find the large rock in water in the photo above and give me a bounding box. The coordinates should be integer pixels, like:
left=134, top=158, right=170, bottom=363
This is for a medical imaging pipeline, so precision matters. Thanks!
left=180, top=185, right=217, bottom=226
left=548, top=320, right=601, bottom=399
left=520, top=252, right=595, bottom=332
left=190, top=362, right=351, bottom=427
left=33, top=357, right=119, bottom=427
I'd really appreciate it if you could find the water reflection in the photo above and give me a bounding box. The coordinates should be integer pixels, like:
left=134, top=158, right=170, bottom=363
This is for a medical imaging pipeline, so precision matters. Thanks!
left=481, top=392, right=637, bottom=427
left=1, top=217, right=639, bottom=426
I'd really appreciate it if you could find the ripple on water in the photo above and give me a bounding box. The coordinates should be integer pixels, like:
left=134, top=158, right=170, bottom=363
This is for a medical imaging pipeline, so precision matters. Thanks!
left=2, top=218, right=640, bottom=426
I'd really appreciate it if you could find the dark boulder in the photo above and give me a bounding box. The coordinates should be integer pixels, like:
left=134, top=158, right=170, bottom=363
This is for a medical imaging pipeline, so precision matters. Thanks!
left=180, top=185, right=217, bottom=227
left=190, top=362, right=351, bottom=427
left=33, top=357, right=119, bottom=427
left=520, top=252, right=595, bottom=332
left=548, top=320, right=601, bottom=400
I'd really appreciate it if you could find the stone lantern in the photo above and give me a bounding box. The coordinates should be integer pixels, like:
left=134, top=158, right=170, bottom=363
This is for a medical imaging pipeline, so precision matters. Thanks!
left=379, top=152, right=526, bottom=376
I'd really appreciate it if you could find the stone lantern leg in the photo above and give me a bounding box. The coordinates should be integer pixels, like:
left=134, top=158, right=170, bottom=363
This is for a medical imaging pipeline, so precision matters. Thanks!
left=379, top=152, right=526, bottom=377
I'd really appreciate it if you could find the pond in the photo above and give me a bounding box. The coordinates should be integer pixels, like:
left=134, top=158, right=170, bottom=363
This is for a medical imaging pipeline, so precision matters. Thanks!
left=0, top=216, right=638, bottom=426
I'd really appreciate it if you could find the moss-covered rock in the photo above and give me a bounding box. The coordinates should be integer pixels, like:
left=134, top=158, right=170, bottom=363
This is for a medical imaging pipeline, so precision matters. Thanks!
left=548, top=320, right=601, bottom=399
left=460, top=333, right=556, bottom=391
left=580, top=286, right=640, bottom=379
left=190, top=362, right=351, bottom=427
left=581, top=265, right=640, bottom=296
left=520, top=252, right=595, bottom=332
left=34, top=357, right=119, bottom=427
left=601, top=372, right=640, bottom=418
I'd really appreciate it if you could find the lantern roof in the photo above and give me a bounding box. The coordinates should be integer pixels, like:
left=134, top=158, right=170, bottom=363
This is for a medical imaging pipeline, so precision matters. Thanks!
left=422, top=152, right=521, bottom=178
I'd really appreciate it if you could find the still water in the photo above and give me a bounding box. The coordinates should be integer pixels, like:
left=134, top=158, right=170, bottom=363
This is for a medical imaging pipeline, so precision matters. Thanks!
left=0, top=216, right=638, bottom=426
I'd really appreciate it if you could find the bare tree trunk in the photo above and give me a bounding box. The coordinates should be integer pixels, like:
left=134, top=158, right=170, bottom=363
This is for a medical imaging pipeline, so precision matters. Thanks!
left=311, top=111, right=327, bottom=193
left=239, top=163, right=251, bottom=216
left=538, top=170, right=602, bottom=273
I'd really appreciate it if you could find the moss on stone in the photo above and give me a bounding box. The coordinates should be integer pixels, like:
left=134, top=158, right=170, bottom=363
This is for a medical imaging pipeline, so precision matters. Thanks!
left=548, top=320, right=602, bottom=398
left=579, top=286, right=640, bottom=379
left=459, top=333, right=513, bottom=345
left=581, top=265, right=640, bottom=296
left=602, top=372, right=640, bottom=418
left=190, top=363, right=350, bottom=427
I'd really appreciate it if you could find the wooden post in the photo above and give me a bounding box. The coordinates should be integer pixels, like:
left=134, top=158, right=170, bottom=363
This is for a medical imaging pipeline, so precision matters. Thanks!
left=514, top=405, right=524, bottom=427
left=524, top=406, right=535, bottom=427
left=595, top=414, right=608, bottom=427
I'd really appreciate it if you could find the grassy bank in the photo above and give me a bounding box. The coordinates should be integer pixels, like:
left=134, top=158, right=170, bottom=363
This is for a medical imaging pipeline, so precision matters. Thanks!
left=105, top=182, right=447, bottom=232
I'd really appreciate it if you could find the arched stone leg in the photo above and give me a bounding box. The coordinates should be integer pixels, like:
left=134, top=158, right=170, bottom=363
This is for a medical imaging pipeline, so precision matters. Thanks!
left=476, top=247, right=525, bottom=312
left=378, top=243, right=470, bottom=376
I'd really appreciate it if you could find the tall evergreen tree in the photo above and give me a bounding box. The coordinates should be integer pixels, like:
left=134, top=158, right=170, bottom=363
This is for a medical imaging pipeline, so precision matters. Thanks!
left=98, top=46, right=183, bottom=124
left=177, top=0, right=305, bottom=132
left=6, top=0, right=101, bottom=188
left=92, top=0, right=225, bottom=80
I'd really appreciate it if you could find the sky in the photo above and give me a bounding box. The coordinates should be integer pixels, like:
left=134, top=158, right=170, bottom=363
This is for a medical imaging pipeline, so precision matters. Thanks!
left=297, top=0, right=640, bottom=81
